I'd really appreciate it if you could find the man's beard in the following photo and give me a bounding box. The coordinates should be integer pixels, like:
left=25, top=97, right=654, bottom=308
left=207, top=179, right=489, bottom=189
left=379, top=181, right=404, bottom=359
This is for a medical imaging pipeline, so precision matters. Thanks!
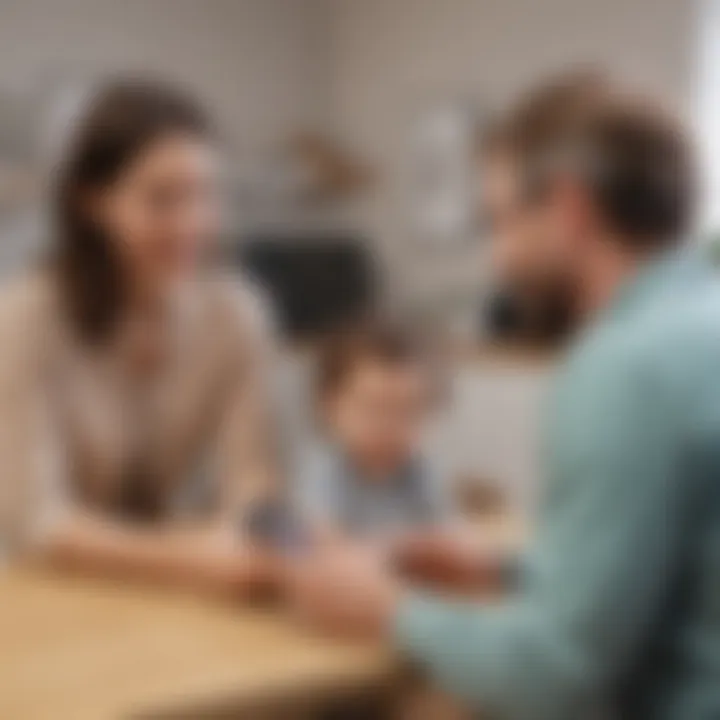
left=490, top=275, right=580, bottom=347
left=524, top=279, right=579, bottom=345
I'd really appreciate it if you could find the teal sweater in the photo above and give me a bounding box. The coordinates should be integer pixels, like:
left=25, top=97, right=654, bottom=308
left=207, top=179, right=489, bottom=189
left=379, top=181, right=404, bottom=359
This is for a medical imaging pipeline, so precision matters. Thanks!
left=395, top=251, right=720, bottom=719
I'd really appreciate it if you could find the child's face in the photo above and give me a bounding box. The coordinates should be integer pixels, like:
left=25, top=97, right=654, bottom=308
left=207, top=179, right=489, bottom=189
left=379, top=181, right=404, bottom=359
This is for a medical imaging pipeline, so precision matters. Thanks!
left=325, top=360, right=433, bottom=473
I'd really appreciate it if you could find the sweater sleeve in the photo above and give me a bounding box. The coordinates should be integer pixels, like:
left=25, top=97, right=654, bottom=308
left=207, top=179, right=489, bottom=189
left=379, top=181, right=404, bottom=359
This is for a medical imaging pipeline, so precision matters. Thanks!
left=211, top=279, right=281, bottom=523
left=394, top=346, right=690, bottom=719
left=0, top=277, right=70, bottom=557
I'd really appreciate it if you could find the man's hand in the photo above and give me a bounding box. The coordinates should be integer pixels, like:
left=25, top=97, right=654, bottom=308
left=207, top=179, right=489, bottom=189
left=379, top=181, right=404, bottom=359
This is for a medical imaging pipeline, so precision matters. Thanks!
left=393, top=530, right=505, bottom=594
left=289, top=542, right=403, bottom=640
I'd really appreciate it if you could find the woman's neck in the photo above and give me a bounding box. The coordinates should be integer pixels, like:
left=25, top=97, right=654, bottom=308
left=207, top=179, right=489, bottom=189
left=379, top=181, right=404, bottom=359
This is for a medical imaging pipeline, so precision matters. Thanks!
left=114, top=275, right=189, bottom=375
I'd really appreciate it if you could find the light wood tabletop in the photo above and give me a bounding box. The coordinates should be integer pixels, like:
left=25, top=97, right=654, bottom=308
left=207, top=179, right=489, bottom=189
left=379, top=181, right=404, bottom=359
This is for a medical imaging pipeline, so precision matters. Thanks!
left=0, top=568, right=399, bottom=720
left=0, top=516, right=524, bottom=719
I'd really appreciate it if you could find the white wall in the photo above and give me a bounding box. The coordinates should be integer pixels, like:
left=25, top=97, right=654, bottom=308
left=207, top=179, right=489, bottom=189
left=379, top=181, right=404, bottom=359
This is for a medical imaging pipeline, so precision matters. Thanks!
left=327, top=0, right=700, bottom=295
left=0, top=0, right=335, bottom=273
left=0, top=0, right=700, bottom=229
left=321, top=0, right=700, bottom=504
left=0, top=0, right=332, bottom=152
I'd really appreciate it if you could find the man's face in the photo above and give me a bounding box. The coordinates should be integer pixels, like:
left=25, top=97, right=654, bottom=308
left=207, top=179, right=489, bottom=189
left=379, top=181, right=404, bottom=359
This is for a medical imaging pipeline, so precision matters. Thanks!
left=481, top=151, right=585, bottom=327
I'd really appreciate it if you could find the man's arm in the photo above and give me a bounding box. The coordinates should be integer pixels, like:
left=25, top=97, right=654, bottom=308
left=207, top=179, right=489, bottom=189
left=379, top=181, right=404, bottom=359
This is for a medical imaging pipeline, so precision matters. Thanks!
left=392, top=527, right=518, bottom=595
left=394, top=350, right=691, bottom=719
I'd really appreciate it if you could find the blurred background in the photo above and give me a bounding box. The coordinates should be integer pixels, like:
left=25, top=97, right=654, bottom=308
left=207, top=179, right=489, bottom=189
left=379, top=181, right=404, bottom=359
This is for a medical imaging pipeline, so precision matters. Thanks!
left=0, top=0, right=714, bottom=516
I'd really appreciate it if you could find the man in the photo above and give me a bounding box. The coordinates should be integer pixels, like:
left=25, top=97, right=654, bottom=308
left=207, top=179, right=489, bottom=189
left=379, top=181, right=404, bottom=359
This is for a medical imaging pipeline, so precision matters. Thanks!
left=290, top=74, right=720, bottom=720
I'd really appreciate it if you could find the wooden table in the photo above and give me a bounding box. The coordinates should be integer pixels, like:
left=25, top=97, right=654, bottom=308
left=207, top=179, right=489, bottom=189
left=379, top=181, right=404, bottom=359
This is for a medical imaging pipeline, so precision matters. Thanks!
left=1, top=516, right=523, bottom=719
left=0, top=569, right=399, bottom=720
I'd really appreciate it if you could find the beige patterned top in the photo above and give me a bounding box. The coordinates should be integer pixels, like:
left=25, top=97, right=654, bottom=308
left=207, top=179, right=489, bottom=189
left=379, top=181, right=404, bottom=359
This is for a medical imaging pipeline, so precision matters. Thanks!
left=0, top=270, right=277, bottom=554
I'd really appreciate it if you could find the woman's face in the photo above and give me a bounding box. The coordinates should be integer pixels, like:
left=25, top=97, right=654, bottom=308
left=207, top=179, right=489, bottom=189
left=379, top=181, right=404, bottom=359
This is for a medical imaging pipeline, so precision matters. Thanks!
left=94, top=132, right=222, bottom=287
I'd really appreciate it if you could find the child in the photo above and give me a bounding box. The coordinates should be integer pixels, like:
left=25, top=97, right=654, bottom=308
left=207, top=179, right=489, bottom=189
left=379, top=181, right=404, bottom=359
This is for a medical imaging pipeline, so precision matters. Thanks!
left=295, top=323, right=454, bottom=539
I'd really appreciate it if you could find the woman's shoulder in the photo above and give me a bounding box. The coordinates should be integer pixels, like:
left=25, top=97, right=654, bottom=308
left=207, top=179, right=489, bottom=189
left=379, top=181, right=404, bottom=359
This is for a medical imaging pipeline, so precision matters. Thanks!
left=0, top=270, right=62, bottom=377
left=198, top=270, right=276, bottom=347
left=0, top=270, right=58, bottom=334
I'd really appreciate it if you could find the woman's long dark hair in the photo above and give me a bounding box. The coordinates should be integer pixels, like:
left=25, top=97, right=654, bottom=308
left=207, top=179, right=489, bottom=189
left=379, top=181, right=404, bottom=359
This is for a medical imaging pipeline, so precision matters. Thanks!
left=54, top=78, right=212, bottom=345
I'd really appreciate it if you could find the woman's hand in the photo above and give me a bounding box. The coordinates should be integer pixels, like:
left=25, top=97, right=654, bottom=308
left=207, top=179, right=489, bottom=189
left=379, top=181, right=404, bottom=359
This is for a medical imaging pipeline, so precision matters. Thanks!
left=172, top=526, right=284, bottom=601
left=41, top=514, right=285, bottom=601
left=288, top=539, right=402, bottom=640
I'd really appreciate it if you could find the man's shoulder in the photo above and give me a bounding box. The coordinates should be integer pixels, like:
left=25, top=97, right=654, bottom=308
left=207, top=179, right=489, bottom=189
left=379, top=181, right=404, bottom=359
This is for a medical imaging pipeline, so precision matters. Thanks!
left=567, top=272, right=720, bottom=407
left=631, top=275, right=720, bottom=373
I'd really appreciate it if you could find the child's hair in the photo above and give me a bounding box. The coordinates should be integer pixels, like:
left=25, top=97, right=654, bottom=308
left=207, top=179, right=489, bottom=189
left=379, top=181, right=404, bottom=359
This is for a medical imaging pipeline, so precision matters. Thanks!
left=317, top=321, right=444, bottom=401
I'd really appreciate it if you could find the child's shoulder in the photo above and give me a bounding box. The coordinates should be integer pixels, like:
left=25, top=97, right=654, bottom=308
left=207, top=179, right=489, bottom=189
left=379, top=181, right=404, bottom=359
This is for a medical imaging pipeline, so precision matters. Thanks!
left=293, top=440, right=346, bottom=522
left=298, top=440, right=339, bottom=475
left=407, top=452, right=456, bottom=521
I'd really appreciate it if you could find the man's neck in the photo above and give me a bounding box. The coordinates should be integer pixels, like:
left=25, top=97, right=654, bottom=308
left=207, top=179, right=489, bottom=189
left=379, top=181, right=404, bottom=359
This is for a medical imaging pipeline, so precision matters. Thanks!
left=578, top=238, right=646, bottom=318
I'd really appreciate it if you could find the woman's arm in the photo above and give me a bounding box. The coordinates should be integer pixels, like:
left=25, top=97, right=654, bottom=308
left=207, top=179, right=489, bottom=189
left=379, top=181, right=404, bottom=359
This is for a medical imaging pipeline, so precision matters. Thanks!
left=1, top=276, right=281, bottom=597
left=212, top=280, right=282, bottom=524
left=39, top=513, right=280, bottom=599
left=34, top=283, right=284, bottom=597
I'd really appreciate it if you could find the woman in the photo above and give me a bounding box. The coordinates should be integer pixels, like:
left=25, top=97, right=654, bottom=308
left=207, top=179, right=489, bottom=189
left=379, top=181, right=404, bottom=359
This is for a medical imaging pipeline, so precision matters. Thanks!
left=0, top=79, right=279, bottom=596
